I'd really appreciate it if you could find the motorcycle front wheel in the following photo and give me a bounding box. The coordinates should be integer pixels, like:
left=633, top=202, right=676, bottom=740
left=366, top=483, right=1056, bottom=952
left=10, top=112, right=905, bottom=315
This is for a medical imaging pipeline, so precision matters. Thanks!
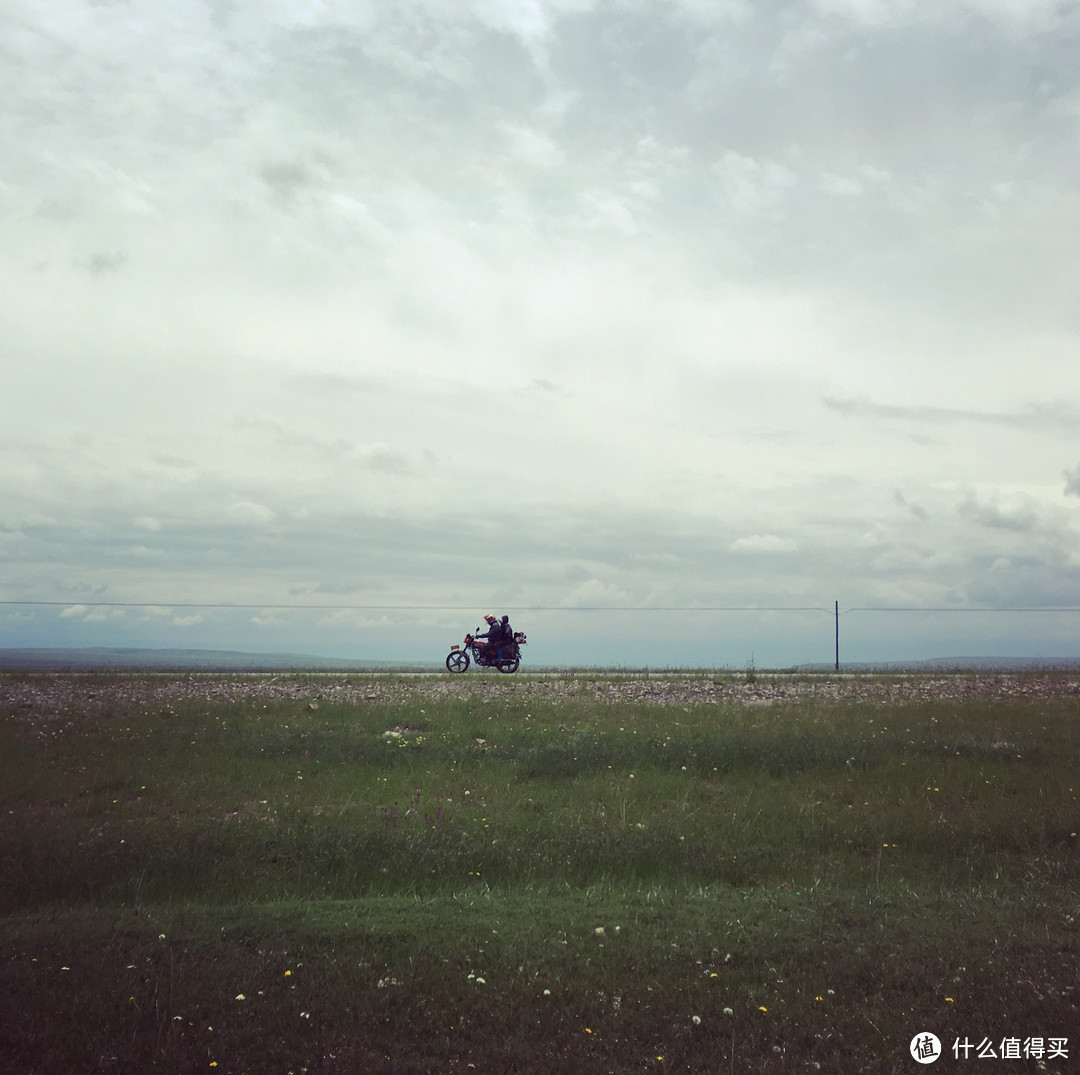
left=446, top=650, right=470, bottom=673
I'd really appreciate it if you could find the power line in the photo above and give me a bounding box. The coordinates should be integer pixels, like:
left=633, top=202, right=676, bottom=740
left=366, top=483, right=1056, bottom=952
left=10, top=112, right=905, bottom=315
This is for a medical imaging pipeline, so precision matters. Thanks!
left=0, top=600, right=833, bottom=612
left=843, top=606, right=1080, bottom=614
left=3, top=600, right=1080, bottom=614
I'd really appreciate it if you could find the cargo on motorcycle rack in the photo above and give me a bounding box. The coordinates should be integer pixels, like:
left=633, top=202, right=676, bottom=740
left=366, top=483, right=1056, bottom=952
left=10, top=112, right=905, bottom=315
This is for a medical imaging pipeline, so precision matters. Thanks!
left=446, top=626, right=527, bottom=674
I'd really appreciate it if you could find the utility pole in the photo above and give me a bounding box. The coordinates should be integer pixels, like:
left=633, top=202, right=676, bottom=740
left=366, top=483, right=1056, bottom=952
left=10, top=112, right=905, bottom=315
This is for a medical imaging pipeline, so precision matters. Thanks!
left=835, top=600, right=840, bottom=672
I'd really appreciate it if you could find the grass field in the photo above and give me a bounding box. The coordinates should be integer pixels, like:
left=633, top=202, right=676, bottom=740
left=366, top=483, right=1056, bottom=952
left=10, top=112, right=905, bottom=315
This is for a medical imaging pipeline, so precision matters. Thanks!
left=1, top=671, right=1077, bottom=1073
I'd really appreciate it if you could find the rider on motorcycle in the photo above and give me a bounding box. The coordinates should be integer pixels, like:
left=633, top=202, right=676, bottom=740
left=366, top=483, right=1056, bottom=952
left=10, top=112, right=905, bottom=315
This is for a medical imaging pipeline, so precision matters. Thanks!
left=447, top=615, right=525, bottom=673
left=478, top=614, right=502, bottom=664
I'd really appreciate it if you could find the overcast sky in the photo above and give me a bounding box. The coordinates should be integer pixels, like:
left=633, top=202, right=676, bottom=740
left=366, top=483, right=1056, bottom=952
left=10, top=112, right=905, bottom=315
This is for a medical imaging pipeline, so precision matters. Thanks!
left=3, top=0, right=1080, bottom=667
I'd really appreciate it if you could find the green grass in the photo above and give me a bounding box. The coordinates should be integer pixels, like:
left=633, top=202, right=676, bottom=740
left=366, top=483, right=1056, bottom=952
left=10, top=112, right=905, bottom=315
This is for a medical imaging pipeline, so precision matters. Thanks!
left=1, top=673, right=1078, bottom=1073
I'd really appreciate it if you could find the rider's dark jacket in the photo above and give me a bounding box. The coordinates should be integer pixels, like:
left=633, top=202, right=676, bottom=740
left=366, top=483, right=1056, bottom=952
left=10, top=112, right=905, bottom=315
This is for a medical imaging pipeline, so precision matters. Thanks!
left=485, top=621, right=510, bottom=654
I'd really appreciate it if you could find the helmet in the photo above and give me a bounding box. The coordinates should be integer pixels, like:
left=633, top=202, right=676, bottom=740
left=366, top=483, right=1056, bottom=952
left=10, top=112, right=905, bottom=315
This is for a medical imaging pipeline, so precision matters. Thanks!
left=501, top=616, right=509, bottom=624
left=484, top=614, right=496, bottom=624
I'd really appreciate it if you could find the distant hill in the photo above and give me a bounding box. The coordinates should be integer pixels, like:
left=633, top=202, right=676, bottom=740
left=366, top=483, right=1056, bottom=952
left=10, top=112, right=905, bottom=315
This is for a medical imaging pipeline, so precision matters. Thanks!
left=0, top=648, right=439, bottom=672
left=795, top=656, right=1080, bottom=672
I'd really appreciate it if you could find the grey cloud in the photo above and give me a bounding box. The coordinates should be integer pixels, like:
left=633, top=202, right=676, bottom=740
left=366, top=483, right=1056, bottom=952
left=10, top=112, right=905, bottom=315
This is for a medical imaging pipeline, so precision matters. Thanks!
left=260, top=160, right=318, bottom=199
left=81, top=252, right=129, bottom=276
left=35, top=198, right=79, bottom=221
left=526, top=378, right=566, bottom=396
left=152, top=453, right=199, bottom=470
left=893, top=490, right=928, bottom=521
left=824, top=396, right=1079, bottom=432
left=263, top=18, right=543, bottom=157
left=69, top=582, right=109, bottom=595
left=233, top=416, right=416, bottom=474
left=1066, top=466, right=1080, bottom=497
left=958, top=494, right=1039, bottom=533
left=5, top=1, right=1080, bottom=665
left=225, top=500, right=277, bottom=527
left=962, top=556, right=1080, bottom=610
left=282, top=372, right=477, bottom=418
left=8, top=479, right=1077, bottom=661
left=361, top=446, right=411, bottom=474
left=816, top=0, right=1079, bottom=40
left=292, top=578, right=388, bottom=598
left=286, top=372, right=384, bottom=397
left=711, top=151, right=798, bottom=217
left=234, top=415, right=353, bottom=459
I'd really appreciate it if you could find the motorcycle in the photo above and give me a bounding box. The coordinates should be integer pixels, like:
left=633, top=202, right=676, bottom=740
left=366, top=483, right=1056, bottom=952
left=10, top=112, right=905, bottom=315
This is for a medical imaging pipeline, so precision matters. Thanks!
left=445, top=628, right=527, bottom=674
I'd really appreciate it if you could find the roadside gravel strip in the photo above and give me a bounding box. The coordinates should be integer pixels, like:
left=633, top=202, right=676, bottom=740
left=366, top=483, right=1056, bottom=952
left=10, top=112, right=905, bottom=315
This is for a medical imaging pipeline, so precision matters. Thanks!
left=4, top=672, right=1080, bottom=737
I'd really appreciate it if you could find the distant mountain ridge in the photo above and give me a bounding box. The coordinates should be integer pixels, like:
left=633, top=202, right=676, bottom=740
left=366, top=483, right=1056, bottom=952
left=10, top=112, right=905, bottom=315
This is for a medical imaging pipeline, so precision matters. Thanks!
left=0, top=648, right=438, bottom=672
left=795, top=656, right=1080, bottom=672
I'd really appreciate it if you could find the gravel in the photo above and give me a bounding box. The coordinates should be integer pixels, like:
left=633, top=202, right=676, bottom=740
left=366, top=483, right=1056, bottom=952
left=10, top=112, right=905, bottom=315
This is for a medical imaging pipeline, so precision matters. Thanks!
left=4, top=670, right=1079, bottom=741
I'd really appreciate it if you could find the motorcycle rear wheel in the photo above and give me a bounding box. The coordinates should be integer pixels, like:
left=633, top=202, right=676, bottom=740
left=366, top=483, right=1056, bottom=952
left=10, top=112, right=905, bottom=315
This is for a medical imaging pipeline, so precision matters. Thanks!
left=446, top=650, right=470, bottom=673
left=498, top=657, right=520, bottom=674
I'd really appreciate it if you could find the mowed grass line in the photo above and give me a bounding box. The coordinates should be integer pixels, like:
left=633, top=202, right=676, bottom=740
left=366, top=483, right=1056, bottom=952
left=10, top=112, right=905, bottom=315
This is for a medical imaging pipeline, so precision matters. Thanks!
left=1, top=673, right=1078, bottom=1073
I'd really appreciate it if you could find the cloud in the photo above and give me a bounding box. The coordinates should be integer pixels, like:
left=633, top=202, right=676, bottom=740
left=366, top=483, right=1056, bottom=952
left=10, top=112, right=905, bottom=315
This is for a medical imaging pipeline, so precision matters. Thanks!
left=711, top=151, right=798, bottom=217
left=809, top=0, right=1074, bottom=35
left=259, top=160, right=321, bottom=202
left=958, top=493, right=1039, bottom=533
left=820, top=173, right=863, bottom=197
left=84, top=607, right=123, bottom=622
left=576, top=188, right=640, bottom=236
left=823, top=396, right=1080, bottom=431
left=729, top=535, right=798, bottom=554
left=356, top=444, right=413, bottom=473
left=3, top=1, right=1080, bottom=665
left=893, top=490, right=928, bottom=521
left=81, top=253, right=129, bottom=276
left=226, top=501, right=277, bottom=527
left=498, top=121, right=565, bottom=168
left=1064, top=466, right=1080, bottom=498
left=559, top=577, right=634, bottom=608
left=250, top=613, right=284, bottom=626
left=58, top=604, right=123, bottom=623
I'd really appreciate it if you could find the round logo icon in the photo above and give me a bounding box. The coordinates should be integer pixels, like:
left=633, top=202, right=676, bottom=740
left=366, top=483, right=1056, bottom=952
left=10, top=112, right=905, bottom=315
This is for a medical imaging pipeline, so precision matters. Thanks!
left=910, top=1033, right=942, bottom=1064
